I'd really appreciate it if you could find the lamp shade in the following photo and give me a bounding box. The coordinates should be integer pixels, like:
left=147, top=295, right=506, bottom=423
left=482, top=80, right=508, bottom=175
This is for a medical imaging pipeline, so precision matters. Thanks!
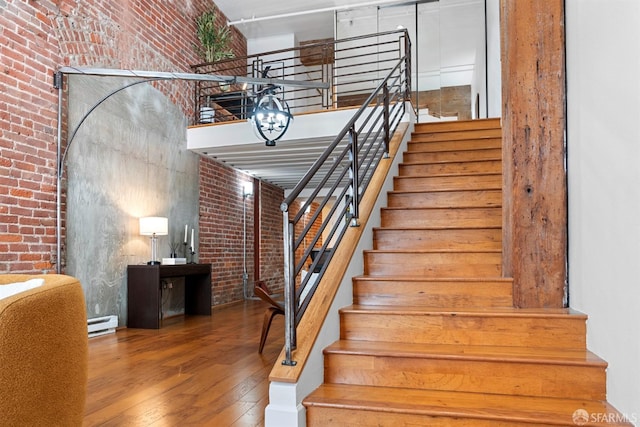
left=139, top=217, right=168, bottom=236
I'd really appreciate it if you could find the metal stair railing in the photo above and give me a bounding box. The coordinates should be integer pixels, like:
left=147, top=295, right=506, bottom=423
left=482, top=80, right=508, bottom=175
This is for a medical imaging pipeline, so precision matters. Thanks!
left=279, top=35, right=411, bottom=366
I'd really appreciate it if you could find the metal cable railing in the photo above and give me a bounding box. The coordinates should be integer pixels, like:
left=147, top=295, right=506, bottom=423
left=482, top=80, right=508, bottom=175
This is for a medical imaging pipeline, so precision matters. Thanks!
left=278, top=32, right=411, bottom=366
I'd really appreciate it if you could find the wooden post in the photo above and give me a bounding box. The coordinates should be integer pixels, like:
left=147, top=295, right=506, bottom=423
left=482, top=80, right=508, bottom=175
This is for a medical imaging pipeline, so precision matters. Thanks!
left=500, top=0, right=567, bottom=308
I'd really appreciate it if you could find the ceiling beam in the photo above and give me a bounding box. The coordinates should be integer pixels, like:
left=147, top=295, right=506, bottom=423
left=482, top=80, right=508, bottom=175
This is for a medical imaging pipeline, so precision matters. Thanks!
left=57, top=67, right=328, bottom=90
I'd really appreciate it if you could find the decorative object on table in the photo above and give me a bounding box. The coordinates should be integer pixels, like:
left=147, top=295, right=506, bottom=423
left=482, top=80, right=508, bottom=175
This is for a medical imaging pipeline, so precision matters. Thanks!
left=182, top=224, right=189, bottom=258
left=189, top=227, right=196, bottom=264
left=169, top=242, right=179, bottom=258
left=193, top=7, right=234, bottom=63
left=161, top=257, right=187, bottom=265
left=139, top=216, right=168, bottom=265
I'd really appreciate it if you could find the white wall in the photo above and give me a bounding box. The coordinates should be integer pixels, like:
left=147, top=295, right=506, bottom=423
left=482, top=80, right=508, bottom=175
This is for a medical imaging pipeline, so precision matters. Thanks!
left=566, top=1, right=640, bottom=423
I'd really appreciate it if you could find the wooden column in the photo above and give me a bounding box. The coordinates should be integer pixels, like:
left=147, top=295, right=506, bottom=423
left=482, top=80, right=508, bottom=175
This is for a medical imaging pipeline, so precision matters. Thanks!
left=500, top=0, right=567, bottom=308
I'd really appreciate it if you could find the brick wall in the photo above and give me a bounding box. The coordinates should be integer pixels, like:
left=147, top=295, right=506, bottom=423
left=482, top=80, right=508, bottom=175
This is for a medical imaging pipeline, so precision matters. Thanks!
left=287, top=200, right=323, bottom=287
left=199, top=159, right=285, bottom=305
left=199, top=158, right=253, bottom=305
left=259, top=180, right=285, bottom=293
left=1, top=0, right=64, bottom=272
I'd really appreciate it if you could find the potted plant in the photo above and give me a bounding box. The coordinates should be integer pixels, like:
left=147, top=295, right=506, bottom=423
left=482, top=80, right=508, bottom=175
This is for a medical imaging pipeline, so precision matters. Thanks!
left=193, top=7, right=235, bottom=63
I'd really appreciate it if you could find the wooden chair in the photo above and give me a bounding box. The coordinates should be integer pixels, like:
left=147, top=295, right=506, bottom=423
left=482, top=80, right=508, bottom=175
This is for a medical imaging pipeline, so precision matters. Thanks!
left=254, top=281, right=284, bottom=353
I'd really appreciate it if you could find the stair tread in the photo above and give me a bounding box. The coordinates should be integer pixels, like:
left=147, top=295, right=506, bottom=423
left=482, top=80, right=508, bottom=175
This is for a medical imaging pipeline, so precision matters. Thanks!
left=413, top=118, right=501, bottom=132
left=398, top=154, right=502, bottom=166
left=373, top=225, right=502, bottom=231
left=409, top=135, right=501, bottom=140
left=382, top=205, right=502, bottom=210
left=410, top=130, right=502, bottom=142
left=400, top=158, right=501, bottom=166
left=325, top=340, right=607, bottom=366
left=364, top=248, right=502, bottom=253
left=405, top=140, right=502, bottom=153
left=304, top=384, right=631, bottom=426
left=395, top=173, right=502, bottom=179
left=389, top=188, right=502, bottom=194
left=353, top=275, right=512, bottom=283
left=340, top=304, right=587, bottom=319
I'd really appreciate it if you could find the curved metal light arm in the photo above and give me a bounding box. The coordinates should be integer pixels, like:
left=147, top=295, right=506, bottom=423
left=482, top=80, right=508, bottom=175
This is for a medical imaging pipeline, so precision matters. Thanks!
left=57, top=76, right=163, bottom=177
left=53, top=66, right=327, bottom=273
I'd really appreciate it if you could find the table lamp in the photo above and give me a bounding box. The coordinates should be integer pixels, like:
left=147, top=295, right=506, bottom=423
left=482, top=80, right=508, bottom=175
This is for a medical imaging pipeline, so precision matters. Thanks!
left=139, top=216, right=168, bottom=265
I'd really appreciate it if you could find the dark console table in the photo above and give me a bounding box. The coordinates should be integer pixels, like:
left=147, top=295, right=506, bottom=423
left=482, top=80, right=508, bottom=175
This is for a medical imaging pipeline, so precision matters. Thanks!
left=127, top=264, right=212, bottom=329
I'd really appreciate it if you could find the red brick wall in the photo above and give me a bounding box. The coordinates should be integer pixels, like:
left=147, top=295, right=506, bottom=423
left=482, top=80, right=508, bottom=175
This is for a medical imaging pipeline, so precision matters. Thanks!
left=288, top=200, right=323, bottom=285
left=199, top=159, right=285, bottom=305
left=259, top=180, right=285, bottom=293
left=199, top=158, right=253, bottom=305
left=1, top=1, right=64, bottom=272
left=0, top=1, right=256, bottom=277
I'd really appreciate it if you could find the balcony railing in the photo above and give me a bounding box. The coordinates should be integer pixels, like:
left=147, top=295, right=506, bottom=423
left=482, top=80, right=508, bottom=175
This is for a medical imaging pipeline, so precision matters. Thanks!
left=191, top=30, right=411, bottom=125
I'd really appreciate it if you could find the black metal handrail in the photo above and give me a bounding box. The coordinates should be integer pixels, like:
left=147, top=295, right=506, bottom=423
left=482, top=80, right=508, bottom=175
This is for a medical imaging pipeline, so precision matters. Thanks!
left=278, top=32, right=411, bottom=366
left=191, top=29, right=411, bottom=125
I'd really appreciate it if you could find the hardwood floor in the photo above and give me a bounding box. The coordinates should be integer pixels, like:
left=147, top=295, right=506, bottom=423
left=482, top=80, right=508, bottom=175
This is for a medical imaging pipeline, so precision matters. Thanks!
left=83, top=300, right=283, bottom=427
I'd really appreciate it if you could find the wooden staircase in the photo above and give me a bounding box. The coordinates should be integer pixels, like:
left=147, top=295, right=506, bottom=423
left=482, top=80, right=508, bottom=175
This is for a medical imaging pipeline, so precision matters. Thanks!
left=303, top=118, right=631, bottom=426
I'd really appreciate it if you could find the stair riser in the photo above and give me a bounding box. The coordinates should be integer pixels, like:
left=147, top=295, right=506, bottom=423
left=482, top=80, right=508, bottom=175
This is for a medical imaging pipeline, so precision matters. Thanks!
left=324, top=354, right=606, bottom=400
left=363, top=251, right=502, bottom=277
left=408, top=138, right=501, bottom=152
left=340, top=312, right=586, bottom=349
left=373, top=228, right=502, bottom=251
left=353, top=279, right=513, bottom=308
left=411, top=128, right=502, bottom=143
left=380, top=207, right=502, bottom=228
left=394, top=174, right=502, bottom=192
left=403, top=148, right=501, bottom=163
left=414, top=118, right=501, bottom=133
left=399, top=160, right=502, bottom=176
left=307, top=408, right=558, bottom=427
left=387, top=190, right=502, bottom=208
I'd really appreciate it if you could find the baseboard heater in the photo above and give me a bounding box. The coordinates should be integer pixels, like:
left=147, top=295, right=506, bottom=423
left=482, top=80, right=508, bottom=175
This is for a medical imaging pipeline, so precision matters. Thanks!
left=87, top=315, right=118, bottom=338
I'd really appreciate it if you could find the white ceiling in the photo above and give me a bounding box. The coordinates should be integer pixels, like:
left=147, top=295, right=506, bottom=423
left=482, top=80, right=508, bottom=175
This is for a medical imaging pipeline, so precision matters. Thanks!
left=215, top=0, right=431, bottom=41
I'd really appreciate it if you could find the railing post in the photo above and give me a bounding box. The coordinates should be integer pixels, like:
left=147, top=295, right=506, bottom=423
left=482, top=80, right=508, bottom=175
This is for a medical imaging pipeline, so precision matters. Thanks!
left=403, top=32, right=411, bottom=102
left=349, top=126, right=360, bottom=227
left=281, top=210, right=297, bottom=366
left=383, top=82, right=390, bottom=158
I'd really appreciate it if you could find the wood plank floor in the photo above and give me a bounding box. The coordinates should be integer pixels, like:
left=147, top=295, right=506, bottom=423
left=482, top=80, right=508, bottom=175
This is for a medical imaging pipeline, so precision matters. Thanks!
left=83, top=300, right=283, bottom=427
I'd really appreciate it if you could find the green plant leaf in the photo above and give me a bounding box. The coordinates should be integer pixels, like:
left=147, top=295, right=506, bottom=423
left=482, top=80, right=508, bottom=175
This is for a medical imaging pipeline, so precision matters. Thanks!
left=194, top=8, right=235, bottom=63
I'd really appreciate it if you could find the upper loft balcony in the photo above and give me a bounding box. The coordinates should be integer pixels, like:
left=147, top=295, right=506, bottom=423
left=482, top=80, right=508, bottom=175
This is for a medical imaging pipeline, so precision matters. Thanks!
left=186, top=22, right=483, bottom=190
left=186, top=30, right=413, bottom=190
